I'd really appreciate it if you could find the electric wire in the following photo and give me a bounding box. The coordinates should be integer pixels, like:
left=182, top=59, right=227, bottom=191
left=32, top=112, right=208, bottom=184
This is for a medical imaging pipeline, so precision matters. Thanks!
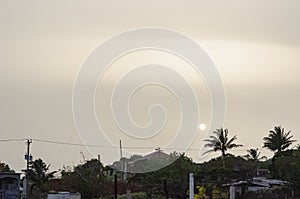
left=0, top=137, right=270, bottom=152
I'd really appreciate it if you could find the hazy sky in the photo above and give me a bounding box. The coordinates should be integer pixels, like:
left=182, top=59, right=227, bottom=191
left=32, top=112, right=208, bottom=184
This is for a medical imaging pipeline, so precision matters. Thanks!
left=1, top=0, right=300, bottom=172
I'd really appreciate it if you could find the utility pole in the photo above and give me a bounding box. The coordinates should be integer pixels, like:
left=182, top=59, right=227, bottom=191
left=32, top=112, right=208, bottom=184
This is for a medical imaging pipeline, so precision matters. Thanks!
left=25, top=139, right=32, bottom=199
left=119, top=140, right=123, bottom=159
left=120, top=140, right=129, bottom=198
left=119, top=140, right=123, bottom=174
left=119, top=140, right=127, bottom=180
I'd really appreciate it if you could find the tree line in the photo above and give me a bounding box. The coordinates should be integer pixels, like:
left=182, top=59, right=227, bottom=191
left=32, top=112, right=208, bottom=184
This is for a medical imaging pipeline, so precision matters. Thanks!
left=0, top=125, right=299, bottom=199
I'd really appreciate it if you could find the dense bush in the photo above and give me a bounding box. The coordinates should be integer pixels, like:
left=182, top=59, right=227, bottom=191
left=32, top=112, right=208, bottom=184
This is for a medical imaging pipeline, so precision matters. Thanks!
left=117, top=192, right=148, bottom=199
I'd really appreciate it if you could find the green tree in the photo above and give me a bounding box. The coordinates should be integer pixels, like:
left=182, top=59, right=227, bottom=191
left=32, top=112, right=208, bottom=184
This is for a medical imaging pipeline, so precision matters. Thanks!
left=27, top=158, right=56, bottom=199
left=163, top=153, right=197, bottom=199
left=197, top=155, right=256, bottom=184
left=129, top=153, right=197, bottom=199
left=61, top=159, right=111, bottom=199
left=263, top=126, right=296, bottom=155
left=270, top=148, right=300, bottom=191
left=204, top=128, right=243, bottom=167
left=0, top=162, right=14, bottom=172
left=244, top=148, right=267, bottom=162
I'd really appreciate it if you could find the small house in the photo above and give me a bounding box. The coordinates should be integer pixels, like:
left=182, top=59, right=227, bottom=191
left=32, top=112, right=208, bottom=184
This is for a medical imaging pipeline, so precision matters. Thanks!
left=0, top=173, right=20, bottom=199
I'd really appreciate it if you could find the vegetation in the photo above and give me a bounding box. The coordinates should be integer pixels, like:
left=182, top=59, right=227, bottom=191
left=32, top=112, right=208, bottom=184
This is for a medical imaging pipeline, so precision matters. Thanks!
left=129, top=153, right=197, bottom=199
left=118, top=192, right=148, bottom=199
left=263, top=126, right=296, bottom=154
left=27, top=158, right=57, bottom=199
left=203, top=127, right=243, bottom=167
left=1, top=125, right=299, bottom=198
left=0, top=162, right=14, bottom=172
left=60, top=159, right=112, bottom=199
left=198, top=155, right=257, bottom=183
left=270, top=148, right=300, bottom=190
left=244, top=148, right=267, bottom=162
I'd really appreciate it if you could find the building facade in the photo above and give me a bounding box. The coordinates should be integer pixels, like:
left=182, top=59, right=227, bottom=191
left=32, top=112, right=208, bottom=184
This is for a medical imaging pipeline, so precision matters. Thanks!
left=0, top=173, right=20, bottom=199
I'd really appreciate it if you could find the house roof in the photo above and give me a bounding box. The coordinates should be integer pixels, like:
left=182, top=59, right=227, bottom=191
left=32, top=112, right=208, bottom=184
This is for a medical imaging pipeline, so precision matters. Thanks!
left=252, top=178, right=289, bottom=186
left=223, top=181, right=248, bottom=187
left=0, top=173, right=20, bottom=180
left=223, top=177, right=289, bottom=187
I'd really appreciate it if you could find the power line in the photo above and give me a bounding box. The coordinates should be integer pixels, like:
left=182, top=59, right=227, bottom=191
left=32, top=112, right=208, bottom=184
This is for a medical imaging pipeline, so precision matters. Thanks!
left=0, top=138, right=27, bottom=142
left=31, top=139, right=164, bottom=150
left=32, top=139, right=269, bottom=152
left=0, top=138, right=190, bottom=150
left=0, top=137, right=272, bottom=152
left=32, top=138, right=115, bottom=148
left=31, top=139, right=203, bottom=150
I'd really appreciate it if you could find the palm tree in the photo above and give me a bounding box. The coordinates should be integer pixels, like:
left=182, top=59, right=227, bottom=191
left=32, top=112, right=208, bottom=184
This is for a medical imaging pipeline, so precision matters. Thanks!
left=263, top=126, right=296, bottom=155
left=204, top=127, right=243, bottom=167
left=244, top=148, right=267, bottom=162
